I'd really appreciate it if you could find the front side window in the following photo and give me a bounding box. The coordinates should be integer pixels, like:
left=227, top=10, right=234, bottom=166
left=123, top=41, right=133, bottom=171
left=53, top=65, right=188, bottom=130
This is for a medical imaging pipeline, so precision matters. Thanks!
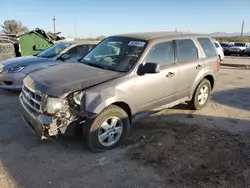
left=81, top=37, right=147, bottom=72
left=66, top=46, right=78, bottom=58
left=65, top=45, right=92, bottom=59
left=145, top=41, right=174, bottom=66
left=37, top=43, right=71, bottom=58
left=177, top=39, right=198, bottom=62
left=198, top=38, right=217, bottom=58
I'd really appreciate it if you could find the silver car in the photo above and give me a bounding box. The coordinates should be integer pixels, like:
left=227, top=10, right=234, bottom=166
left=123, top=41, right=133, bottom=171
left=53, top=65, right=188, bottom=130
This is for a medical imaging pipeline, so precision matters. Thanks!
left=228, top=42, right=250, bottom=56
left=0, top=41, right=99, bottom=90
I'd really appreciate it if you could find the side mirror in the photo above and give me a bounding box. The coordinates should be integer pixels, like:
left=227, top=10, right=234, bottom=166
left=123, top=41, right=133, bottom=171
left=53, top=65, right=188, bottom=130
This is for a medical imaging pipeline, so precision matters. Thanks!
left=60, top=53, right=70, bottom=60
left=139, top=62, right=160, bottom=74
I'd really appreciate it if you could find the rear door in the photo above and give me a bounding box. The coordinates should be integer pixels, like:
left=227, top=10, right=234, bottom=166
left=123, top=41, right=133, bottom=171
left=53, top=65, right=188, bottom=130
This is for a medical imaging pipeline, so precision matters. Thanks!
left=173, top=38, right=205, bottom=101
left=197, top=37, right=218, bottom=74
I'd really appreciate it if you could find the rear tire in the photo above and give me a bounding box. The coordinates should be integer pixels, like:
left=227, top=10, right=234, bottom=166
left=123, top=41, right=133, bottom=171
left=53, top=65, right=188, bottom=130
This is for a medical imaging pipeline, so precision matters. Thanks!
left=219, top=55, right=222, bottom=62
left=83, top=105, right=130, bottom=152
left=189, top=79, right=211, bottom=110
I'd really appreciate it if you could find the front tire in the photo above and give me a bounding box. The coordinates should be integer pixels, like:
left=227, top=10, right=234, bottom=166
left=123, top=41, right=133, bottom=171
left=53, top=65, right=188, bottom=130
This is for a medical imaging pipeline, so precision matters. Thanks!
left=83, top=105, right=130, bottom=152
left=189, top=79, right=211, bottom=110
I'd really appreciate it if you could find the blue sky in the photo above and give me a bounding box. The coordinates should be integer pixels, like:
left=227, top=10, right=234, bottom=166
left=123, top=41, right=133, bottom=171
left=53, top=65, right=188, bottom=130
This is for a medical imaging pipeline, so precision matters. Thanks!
left=1, top=0, right=250, bottom=38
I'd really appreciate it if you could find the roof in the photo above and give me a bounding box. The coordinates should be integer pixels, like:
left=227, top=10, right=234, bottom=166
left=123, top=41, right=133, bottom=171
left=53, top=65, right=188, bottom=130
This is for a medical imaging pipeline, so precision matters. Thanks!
left=113, top=31, right=207, bottom=41
left=56, top=40, right=100, bottom=45
left=68, top=40, right=100, bottom=45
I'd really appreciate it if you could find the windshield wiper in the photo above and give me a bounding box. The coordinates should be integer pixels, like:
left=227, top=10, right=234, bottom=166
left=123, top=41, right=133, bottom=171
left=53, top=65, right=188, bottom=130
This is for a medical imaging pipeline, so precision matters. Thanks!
left=82, top=60, right=105, bottom=69
left=80, top=59, right=127, bottom=72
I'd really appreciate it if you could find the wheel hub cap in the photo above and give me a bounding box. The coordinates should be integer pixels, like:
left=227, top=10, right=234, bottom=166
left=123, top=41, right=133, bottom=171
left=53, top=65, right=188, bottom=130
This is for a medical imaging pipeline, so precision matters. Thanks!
left=98, top=117, right=123, bottom=147
left=198, top=85, right=209, bottom=105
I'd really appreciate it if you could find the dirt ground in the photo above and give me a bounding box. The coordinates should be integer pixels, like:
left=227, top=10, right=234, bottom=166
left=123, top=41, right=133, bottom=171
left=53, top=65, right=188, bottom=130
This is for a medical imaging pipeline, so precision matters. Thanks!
left=0, top=57, right=250, bottom=188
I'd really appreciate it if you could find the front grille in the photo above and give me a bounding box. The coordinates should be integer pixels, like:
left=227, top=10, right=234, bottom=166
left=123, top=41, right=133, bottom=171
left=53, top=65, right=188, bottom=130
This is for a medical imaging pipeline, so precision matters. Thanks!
left=22, top=85, right=43, bottom=113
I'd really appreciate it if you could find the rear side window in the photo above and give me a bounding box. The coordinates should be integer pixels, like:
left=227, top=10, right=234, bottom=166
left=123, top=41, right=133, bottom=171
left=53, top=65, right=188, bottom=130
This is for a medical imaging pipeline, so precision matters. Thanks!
left=176, top=39, right=198, bottom=62
left=145, top=41, right=174, bottom=66
left=198, top=38, right=217, bottom=58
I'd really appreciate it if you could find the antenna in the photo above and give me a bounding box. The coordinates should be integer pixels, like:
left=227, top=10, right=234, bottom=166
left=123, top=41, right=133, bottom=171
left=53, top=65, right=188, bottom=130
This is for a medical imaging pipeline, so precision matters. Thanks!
left=52, top=15, right=56, bottom=34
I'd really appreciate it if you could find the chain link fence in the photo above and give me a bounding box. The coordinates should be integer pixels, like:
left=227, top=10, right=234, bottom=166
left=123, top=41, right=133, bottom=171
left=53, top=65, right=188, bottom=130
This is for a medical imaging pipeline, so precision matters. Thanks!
left=0, top=42, right=15, bottom=62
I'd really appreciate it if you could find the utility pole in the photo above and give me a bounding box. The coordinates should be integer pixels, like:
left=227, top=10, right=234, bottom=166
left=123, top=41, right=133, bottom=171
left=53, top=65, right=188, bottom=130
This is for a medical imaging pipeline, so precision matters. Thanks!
left=241, top=20, right=244, bottom=36
left=52, top=15, right=56, bottom=34
left=74, top=22, right=77, bottom=38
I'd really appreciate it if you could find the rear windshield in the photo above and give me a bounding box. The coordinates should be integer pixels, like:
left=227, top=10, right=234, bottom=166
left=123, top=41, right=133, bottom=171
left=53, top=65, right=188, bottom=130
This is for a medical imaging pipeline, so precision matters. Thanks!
left=234, top=43, right=246, bottom=47
left=197, top=38, right=217, bottom=57
left=220, top=43, right=229, bottom=47
left=214, top=42, right=220, bottom=48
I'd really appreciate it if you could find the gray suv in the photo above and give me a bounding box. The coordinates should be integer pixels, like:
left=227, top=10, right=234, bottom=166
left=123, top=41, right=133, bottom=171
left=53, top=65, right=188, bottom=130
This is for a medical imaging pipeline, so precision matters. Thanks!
left=19, top=32, right=220, bottom=152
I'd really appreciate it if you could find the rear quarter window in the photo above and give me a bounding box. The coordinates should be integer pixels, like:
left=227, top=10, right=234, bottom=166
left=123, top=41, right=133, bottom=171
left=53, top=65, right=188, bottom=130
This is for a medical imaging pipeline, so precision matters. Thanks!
left=214, top=42, right=219, bottom=48
left=197, top=38, right=217, bottom=58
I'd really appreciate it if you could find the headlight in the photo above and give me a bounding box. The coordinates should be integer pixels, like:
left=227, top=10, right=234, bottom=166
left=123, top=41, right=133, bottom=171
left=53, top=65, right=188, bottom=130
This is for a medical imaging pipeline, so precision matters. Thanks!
left=46, top=97, right=68, bottom=114
left=3, top=66, right=26, bottom=73
left=73, top=91, right=84, bottom=105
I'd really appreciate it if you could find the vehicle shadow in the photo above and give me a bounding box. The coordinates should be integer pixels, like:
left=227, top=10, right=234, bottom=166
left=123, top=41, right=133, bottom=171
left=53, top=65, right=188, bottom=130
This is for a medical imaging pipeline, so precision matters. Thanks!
left=126, top=113, right=250, bottom=187
left=211, top=87, right=250, bottom=111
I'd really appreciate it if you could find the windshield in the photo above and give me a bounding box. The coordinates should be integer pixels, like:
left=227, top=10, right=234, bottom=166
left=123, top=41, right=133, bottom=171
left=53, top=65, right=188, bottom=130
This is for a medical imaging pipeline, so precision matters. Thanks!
left=36, top=43, right=71, bottom=58
left=81, top=37, right=147, bottom=72
left=234, top=42, right=246, bottom=47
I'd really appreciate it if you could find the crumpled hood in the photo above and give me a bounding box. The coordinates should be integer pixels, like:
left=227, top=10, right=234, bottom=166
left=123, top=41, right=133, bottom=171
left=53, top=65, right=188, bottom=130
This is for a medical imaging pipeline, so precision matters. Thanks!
left=0, top=56, right=51, bottom=69
left=25, top=63, right=123, bottom=97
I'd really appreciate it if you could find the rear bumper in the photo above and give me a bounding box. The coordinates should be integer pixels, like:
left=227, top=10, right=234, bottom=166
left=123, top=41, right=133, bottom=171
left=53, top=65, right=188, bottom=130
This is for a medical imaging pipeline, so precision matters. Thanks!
left=19, top=92, right=52, bottom=139
left=228, top=50, right=244, bottom=55
left=0, top=72, right=25, bottom=90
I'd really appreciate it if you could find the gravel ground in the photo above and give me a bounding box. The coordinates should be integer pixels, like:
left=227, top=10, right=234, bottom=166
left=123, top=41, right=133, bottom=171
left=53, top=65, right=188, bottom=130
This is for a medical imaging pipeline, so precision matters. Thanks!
left=223, top=56, right=250, bottom=65
left=0, top=57, right=249, bottom=188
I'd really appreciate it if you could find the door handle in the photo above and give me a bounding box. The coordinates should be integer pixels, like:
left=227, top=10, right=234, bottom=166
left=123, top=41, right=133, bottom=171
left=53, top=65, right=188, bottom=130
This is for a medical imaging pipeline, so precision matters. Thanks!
left=196, top=64, right=202, bottom=70
left=166, top=72, right=175, bottom=78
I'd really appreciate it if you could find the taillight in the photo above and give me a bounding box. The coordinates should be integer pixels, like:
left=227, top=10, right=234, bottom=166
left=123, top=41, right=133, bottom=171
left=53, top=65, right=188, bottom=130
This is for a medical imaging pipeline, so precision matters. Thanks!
left=217, top=58, right=220, bottom=71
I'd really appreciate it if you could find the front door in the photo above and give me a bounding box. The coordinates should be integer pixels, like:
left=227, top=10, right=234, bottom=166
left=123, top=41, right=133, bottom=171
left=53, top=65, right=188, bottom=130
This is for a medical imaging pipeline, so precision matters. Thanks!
left=133, top=40, right=178, bottom=113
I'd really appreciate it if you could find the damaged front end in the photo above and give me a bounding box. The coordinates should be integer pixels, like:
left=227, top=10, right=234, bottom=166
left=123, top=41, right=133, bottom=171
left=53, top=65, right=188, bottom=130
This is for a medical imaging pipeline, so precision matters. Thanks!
left=19, top=85, right=88, bottom=139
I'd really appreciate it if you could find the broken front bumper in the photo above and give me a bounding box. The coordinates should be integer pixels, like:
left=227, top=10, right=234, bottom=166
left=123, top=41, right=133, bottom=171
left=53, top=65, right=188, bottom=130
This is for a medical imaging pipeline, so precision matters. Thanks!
left=19, top=93, right=52, bottom=139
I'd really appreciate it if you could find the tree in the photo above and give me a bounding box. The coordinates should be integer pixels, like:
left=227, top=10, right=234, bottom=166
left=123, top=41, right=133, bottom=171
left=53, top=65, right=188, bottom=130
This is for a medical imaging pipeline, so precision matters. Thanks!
left=1, top=20, right=29, bottom=35
left=96, top=35, right=106, bottom=41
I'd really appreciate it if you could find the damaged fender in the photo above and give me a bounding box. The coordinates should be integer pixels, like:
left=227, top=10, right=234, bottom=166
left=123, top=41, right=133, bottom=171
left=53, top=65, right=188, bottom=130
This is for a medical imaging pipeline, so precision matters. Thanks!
left=80, top=87, right=134, bottom=118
